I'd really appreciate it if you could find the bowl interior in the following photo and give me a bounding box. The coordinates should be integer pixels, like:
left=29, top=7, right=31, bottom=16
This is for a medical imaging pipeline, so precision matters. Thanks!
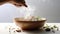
left=14, top=17, right=46, bottom=22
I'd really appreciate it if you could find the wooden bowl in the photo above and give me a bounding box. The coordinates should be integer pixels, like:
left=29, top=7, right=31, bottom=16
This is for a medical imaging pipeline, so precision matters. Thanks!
left=14, top=18, right=46, bottom=30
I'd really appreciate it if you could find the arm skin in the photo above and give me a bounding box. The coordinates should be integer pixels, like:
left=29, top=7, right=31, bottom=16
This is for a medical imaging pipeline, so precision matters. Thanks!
left=0, top=0, right=28, bottom=7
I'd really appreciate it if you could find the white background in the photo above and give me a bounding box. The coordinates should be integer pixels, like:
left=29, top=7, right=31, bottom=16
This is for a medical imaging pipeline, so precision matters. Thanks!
left=0, top=0, right=60, bottom=23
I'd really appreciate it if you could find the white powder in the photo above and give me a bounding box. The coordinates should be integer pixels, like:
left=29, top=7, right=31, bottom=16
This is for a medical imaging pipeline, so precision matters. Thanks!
left=24, top=6, right=35, bottom=19
left=17, top=6, right=36, bottom=19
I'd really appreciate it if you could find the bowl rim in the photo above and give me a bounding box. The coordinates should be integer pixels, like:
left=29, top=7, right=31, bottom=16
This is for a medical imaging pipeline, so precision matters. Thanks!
left=14, top=17, right=47, bottom=22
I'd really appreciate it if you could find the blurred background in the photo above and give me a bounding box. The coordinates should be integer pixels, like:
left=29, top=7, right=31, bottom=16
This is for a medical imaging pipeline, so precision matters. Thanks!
left=0, top=0, right=60, bottom=23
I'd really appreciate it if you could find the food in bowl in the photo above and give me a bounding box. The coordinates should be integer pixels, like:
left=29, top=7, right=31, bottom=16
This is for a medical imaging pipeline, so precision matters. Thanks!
left=14, top=16, right=46, bottom=30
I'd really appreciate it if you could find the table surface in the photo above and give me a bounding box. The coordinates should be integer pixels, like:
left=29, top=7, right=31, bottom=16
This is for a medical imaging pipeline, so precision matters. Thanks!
left=0, top=23, right=60, bottom=34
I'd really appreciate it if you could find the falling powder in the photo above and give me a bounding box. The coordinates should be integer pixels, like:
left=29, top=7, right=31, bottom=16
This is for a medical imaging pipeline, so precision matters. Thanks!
left=17, top=5, right=36, bottom=19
